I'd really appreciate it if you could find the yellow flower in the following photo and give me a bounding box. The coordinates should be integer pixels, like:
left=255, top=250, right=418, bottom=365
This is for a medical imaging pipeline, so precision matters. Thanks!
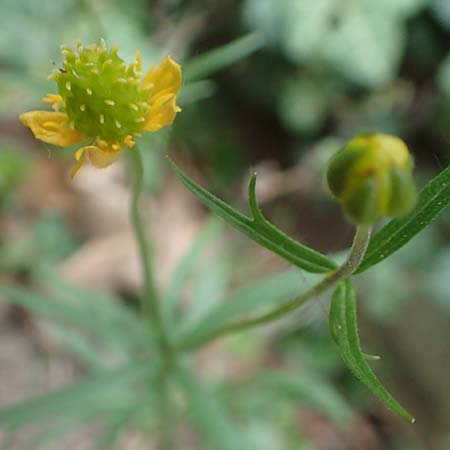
left=20, top=40, right=182, bottom=177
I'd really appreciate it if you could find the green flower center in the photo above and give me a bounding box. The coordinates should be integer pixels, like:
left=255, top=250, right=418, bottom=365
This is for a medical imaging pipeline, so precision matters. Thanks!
left=52, top=41, right=148, bottom=142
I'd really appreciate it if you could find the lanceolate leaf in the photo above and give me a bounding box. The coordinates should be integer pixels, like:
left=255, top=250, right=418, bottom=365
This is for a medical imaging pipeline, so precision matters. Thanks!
left=357, top=164, right=450, bottom=273
left=329, top=281, right=414, bottom=422
left=169, top=159, right=337, bottom=273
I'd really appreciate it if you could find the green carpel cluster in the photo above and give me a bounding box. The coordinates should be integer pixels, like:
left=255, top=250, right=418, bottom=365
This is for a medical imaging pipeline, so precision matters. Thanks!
left=51, top=40, right=149, bottom=142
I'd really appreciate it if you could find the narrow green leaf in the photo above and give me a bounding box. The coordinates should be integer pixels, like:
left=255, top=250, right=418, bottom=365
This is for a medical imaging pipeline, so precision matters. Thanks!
left=253, top=370, right=353, bottom=424
left=52, top=326, right=107, bottom=371
left=181, top=259, right=230, bottom=332
left=162, top=217, right=223, bottom=333
left=176, top=268, right=307, bottom=348
left=184, top=33, right=265, bottom=82
left=0, top=281, right=151, bottom=354
left=248, top=174, right=337, bottom=270
left=94, top=415, right=130, bottom=450
left=93, top=391, right=159, bottom=450
left=247, top=174, right=265, bottom=223
left=0, top=285, right=105, bottom=329
left=169, top=159, right=337, bottom=273
left=175, top=363, right=254, bottom=450
left=329, top=281, right=414, bottom=422
left=177, top=80, right=217, bottom=104
left=22, top=417, right=94, bottom=450
left=357, top=165, right=450, bottom=273
left=36, top=268, right=145, bottom=332
left=20, top=394, right=154, bottom=450
left=0, top=362, right=156, bottom=428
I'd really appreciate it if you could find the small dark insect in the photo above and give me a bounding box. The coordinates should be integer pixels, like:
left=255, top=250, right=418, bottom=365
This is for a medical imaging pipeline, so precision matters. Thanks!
left=50, top=59, right=67, bottom=73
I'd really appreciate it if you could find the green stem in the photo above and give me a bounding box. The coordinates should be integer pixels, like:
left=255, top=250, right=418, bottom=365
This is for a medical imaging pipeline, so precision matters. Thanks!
left=159, top=369, right=176, bottom=450
left=130, top=147, right=160, bottom=320
left=129, top=147, right=173, bottom=357
left=129, top=147, right=174, bottom=449
left=178, top=225, right=372, bottom=351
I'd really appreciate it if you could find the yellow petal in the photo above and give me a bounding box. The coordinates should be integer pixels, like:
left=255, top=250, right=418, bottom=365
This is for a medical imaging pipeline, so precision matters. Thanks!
left=85, top=142, right=123, bottom=168
left=141, top=56, right=182, bottom=94
left=72, top=148, right=87, bottom=179
left=142, top=96, right=181, bottom=132
left=141, top=56, right=182, bottom=132
left=20, top=111, right=86, bottom=147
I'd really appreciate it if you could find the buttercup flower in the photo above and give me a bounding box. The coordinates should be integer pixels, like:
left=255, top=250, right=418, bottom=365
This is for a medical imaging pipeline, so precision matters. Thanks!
left=20, top=40, right=182, bottom=177
left=326, top=133, right=417, bottom=225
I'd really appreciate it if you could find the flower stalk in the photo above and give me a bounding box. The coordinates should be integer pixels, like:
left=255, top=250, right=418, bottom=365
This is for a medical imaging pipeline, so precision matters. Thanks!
left=177, top=225, right=372, bottom=351
left=130, top=146, right=174, bottom=450
left=129, top=146, right=171, bottom=354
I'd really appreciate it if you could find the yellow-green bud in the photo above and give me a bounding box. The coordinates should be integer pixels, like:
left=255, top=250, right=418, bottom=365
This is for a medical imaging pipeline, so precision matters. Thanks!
left=326, top=133, right=417, bottom=225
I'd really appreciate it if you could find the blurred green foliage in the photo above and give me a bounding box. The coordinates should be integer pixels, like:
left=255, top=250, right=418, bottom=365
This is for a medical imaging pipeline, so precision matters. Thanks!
left=0, top=237, right=354, bottom=450
left=0, top=0, right=449, bottom=449
left=245, top=0, right=428, bottom=88
left=0, top=144, right=30, bottom=207
left=0, top=214, right=80, bottom=273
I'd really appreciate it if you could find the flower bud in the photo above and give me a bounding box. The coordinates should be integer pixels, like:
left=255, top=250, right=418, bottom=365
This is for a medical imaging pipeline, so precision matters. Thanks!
left=326, top=133, right=417, bottom=225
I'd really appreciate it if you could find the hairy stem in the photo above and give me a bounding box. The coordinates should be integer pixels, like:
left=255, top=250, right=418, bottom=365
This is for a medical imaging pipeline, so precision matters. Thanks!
left=129, top=147, right=174, bottom=449
left=130, top=147, right=173, bottom=355
left=130, top=147, right=160, bottom=319
left=178, top=225, right=372, bottom=351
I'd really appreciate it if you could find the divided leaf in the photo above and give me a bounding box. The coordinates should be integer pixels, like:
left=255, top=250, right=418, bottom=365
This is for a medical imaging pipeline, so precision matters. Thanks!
left=169, top=159, right=337, bottom=273
left=329, top=281, right=414, bottom=422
